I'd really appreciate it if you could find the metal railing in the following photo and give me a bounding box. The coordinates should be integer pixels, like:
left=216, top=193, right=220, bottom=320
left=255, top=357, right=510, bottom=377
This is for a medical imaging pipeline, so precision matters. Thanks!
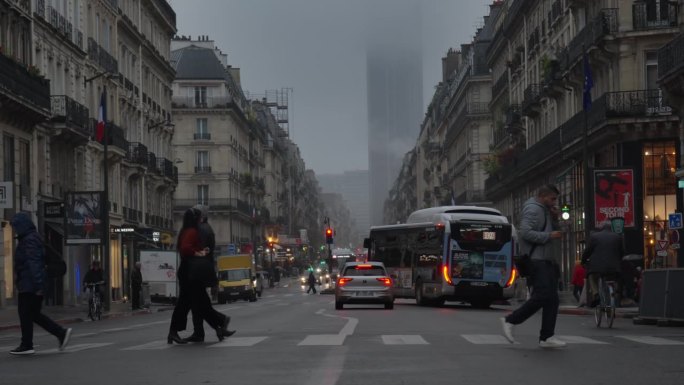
left=195, top=166, right=212, bottom=173
left=172, top=96, right=232, bottom=109
left=522, top=84, right=541, bottom=114
left=0, top=53, right=50, bottom=112
left=147, top=152, right=158, bottom=172
left=492, top=72, right=509, bottom=98
left=561, top=9, right=618, bottom=73
left=633, top=1, right=678, bottom=31
left=658, top=33, right=684, bottom=80
left=87, top=38, right=118, bottom=74
left=50, top=95, right=90, bottom=134
left=193, top=132, right=211, bottom=140
left=126, top=142, right=148, bottom=164
left=158, top=158, right=173, bottom=179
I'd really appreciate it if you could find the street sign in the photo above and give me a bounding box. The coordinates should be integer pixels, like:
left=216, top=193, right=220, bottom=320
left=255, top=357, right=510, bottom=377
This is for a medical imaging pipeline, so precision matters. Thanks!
left=668, top=213, right=682, bottom=229
left=656, top=240, right=668, bottom=251
left=670, top=230, right=680, bottom=245
left=657, top=250, right=668, bottom=257
left=226, top=244, right=236, bottom=255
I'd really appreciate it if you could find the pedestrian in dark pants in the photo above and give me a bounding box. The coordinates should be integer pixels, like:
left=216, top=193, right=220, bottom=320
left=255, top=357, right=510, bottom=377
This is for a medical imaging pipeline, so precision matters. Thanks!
left=167, top=207, right=233, bottom=345
left=306, top=271, right=317, bottom=294
left=501, top=184, right=567, bottom=348
left=9, top=212, right=72, bottom=355
left=183, top=205, right=231, bottom=343
left=131, top=261, right=143, bottom=310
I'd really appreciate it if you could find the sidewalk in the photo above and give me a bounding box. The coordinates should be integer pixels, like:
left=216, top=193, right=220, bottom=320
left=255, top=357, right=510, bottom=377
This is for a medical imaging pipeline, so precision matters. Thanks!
left=498, top=289, right=640, bottom=319
left=0, top=301, right=174, bottom=331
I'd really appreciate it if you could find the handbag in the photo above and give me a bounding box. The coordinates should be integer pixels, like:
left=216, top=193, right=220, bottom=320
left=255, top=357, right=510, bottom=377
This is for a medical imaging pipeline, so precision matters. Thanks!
left=188, top=257, right=218, bottom=287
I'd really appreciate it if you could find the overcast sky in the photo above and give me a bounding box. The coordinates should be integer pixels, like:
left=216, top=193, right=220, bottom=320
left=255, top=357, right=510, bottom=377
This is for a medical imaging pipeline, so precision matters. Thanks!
left=169, top=0, right=492, bottom=175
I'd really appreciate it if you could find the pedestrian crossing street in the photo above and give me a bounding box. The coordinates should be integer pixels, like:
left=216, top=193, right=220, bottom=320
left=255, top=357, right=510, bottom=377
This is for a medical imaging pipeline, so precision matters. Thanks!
left=2, top=333, right=683, bottom=354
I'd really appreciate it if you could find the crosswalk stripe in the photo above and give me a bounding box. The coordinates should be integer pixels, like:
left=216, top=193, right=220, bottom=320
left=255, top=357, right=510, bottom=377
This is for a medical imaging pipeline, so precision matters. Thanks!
left=298, top=334, right=346, bottom=346
left=556, top=335, right=608, bottom=344
left=461, top=334, right=512, bottom=344
left=121, top=340, right=171, bottom=350
left=617, top=336, right=684, bottom=345
left=381, top=335, right=429, bottom=345
left=208, top=337, right=268, bottom=347
left=42, top=342, right=113, bottom=353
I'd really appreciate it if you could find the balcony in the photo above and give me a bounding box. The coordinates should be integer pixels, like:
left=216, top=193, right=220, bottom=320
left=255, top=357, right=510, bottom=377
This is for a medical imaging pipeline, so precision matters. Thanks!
left=126, top=142, right=148, bottom=165
left=92, top=120, right=127, bottom=152
left=522, top=84, right=542, bottom=116
left=157, top=158, right=174, bottom=179
left=147, top=152, right=158, bottom=172
left=50, top=95, right=90, bottom=136
left=172, top=96, right=232, bottom=109
left=658, top=33, right=684, bottom=95
left=195, top=166, right=212, bottom=173
left=560, top=9, right=618, bottom=73
left=0, top=53, right=51, bottom=115
left=193, top=132, right=211, bottom=140
left=633, top=1, right=678, bottom=31
left=87, top=38, right=118, bottom=74
left=492, top=72, right=509, bottom=99
left=505, top=104, right=522, bottom=126
left=122, top=207, right=142, bottom=223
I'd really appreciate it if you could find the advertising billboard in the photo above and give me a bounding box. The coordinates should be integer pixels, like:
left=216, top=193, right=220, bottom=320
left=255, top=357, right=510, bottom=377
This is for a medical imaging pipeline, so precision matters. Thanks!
left=594, top=169, right=634, bottom=228
left=65, top=191, right=105, bottom=244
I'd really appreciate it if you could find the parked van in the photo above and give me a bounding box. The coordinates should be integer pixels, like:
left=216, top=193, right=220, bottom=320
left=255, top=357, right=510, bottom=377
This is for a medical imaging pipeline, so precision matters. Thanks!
left=216, top=254, right=257, bottom=303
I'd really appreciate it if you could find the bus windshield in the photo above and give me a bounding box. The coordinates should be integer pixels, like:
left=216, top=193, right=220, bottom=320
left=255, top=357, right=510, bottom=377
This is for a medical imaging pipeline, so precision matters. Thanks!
left=450, top=221, right=512, bottom=281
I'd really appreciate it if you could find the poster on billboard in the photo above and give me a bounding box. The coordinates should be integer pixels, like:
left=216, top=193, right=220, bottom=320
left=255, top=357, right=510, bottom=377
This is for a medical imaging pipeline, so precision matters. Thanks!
left=594, top=169, right=634, bottom=228
left=65, top=191, right=104, bottom=244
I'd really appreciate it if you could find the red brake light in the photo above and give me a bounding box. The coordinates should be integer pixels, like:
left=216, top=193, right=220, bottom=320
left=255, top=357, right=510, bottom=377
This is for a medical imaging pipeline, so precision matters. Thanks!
left=355, top=264, right=373, bottom=269
left=376, top=277, right=392, bottom=286
left=337, top=277, right=353, bottom=286
left=442, top=264, right=453, bottom=284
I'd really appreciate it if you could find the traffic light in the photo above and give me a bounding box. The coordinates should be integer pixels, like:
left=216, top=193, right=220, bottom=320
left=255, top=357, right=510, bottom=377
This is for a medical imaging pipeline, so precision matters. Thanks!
left=325, top=227, right=333, bottom=244
left=561, top=204, right=570, bottom=221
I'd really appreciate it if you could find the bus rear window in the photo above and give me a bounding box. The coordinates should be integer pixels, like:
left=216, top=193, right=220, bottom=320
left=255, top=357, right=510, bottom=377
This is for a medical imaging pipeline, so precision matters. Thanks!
left=451, top=222, right=512, bottom=251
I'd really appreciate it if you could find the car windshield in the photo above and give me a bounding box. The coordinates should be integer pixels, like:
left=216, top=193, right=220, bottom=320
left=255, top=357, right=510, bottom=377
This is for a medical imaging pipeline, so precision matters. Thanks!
left=218, top=269, right=250, bottom=281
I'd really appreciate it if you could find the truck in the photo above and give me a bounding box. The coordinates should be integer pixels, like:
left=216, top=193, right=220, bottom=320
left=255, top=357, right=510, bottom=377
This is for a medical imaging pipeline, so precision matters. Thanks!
left=216, top=254, right=258, bottom=304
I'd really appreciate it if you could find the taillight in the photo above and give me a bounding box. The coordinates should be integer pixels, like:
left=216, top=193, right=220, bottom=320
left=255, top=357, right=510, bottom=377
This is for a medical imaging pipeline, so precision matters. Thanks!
left=355, top=264, right=372, bottom=269
left=505, top=267, right=517, bottom=288
left=376, top=277, right=392, bottom=286
left=442, top=264, right=453, bottom=285
left=337, top=277, right=353, bottom=286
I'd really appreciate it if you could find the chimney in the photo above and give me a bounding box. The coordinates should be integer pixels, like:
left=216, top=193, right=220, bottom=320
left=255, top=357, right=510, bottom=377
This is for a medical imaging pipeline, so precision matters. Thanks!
left=441, top=48, right=461, bottom=82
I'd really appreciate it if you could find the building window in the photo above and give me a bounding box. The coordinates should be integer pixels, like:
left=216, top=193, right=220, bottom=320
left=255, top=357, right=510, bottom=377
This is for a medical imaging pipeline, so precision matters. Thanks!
left=194, top=118, right=210, bottom=140
left=195, top=151, right=210, bottom=173
left=19, top=140, right=30, bottom=202
left=194, top=87, right=207, bottom=107
left=3, top=136, right=14, bottom=182
left=197, top=185, right=209, bottom=205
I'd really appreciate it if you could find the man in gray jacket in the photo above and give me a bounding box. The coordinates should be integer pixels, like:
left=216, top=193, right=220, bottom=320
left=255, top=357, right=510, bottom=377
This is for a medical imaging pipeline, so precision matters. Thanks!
left=501, top=184, right=566, bottom=348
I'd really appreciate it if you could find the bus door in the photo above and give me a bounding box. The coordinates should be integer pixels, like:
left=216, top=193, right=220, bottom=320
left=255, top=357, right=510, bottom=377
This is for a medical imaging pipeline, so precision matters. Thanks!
left=449, top=222, right=513, bottom=287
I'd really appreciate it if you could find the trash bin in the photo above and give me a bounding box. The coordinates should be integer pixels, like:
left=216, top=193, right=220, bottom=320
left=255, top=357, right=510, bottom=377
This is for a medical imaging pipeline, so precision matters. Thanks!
left=141, top=282, right=151, bottom=308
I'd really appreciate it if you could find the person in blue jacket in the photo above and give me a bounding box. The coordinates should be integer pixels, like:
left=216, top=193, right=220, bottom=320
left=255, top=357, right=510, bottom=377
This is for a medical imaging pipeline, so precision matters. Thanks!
left=9, top=212, right=72, bottom=355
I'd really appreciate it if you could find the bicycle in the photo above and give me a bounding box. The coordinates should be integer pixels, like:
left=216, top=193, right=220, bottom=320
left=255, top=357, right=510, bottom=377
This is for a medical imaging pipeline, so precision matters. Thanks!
left=594, top=275, right=616, bottom=328
left=85, top=281, right=105, bottom=321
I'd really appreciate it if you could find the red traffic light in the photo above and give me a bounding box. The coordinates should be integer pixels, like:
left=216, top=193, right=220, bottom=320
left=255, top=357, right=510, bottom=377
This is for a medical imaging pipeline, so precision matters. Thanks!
left=325, top=228, right=333, bottom=236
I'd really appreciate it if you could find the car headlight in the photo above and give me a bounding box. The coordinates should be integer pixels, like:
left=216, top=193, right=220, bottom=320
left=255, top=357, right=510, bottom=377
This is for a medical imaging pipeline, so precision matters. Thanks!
left=252, top=280, right=257, bottom=286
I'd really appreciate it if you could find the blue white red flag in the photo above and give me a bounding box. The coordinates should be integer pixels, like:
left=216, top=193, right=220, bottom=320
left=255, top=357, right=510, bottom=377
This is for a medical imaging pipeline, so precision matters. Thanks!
left=95, top=89, right=106, bottom=143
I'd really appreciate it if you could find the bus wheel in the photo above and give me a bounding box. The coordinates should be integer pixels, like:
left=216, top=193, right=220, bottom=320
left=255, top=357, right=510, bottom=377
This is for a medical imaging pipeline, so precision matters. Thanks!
left=471, top=300, right=492, bottom=309
left=415, top=282, right=428, bottom=306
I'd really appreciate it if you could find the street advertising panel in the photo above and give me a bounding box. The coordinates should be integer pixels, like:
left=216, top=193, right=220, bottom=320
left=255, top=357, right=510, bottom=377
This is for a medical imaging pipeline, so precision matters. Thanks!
left=594, top=169, right=634, bottom=228
left=139, top=250, right=178, bottom=300
left=65, top=191, right=104, bottom=244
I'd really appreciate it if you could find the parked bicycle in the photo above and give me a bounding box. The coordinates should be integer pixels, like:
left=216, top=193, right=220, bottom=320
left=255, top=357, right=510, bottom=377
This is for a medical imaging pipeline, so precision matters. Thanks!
left=594, top=275, right=616, bottom=328
left=85, top=281, right=105, bottom=321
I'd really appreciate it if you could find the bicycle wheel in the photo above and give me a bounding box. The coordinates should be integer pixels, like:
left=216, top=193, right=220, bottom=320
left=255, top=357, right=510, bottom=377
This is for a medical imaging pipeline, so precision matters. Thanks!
left=594, top=278, right=605, bottom=327
left=594, top=303, right=603, bottom=327
left=606, top=285, right=616, bottom=328
left=95, top=299, right=102, bottom=321
left=89, top=299, right=96, bottom=321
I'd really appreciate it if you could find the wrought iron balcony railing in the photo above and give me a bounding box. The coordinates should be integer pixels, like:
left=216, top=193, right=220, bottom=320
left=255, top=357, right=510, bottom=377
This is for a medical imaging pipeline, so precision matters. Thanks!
left=147, top=152, right=158, bottom=172
left=560, top=9, right=618, bottom=73
left=193, top=132, right=211, bottom=140
left=50, top=95, right=90, bottom=134
left=505, top=104, right=522, bottom=126
left=633, top=1, right=678, bottom=31
left=158, top=158, right=173, bottom=179
left=0, top=53, right=50, bottom=112
left=126, top=142, right=148, bottom=164
left=658, top=33, right=684, bottom=81
left=195, top=166, right=212, bottom=173
left=87, top=38, right=118, bottom=74
left=492, top=72, right=509, bottom=99
left=172, top=96, right=232, bottom=109
left=522, top=84, right=541, bottom=114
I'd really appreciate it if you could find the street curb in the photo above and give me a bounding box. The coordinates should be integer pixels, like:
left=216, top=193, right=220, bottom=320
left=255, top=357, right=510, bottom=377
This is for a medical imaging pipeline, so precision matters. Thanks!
left=558, top=306, right=638, bottom=319
left=0, top=306, right=175, bottom=331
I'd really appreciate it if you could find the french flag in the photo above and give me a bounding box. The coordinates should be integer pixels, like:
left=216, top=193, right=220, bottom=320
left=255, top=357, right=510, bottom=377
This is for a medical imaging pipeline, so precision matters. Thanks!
left=95, top=89, right=106, bottom=143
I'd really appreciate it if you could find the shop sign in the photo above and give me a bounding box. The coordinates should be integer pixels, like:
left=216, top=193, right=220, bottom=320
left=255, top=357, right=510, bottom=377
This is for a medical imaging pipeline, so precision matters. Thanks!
left=44, top=202, right=64, bottom=218
left=594, top=169, right=634, bottom=228
left=0, top=181, right=13, bottom=209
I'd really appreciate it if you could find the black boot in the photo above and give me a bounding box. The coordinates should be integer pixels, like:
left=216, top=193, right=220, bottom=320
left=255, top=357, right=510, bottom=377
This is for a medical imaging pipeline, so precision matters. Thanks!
left=167, top=330, right=187, bottom=345
left=215, top=315, right=236, bottom=341
left=182, top=334, right=205, bottom=343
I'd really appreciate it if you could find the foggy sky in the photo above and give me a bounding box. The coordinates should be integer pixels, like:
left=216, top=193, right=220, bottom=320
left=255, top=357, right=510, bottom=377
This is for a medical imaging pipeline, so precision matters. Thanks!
left=169, top=0, right=492, bottom=175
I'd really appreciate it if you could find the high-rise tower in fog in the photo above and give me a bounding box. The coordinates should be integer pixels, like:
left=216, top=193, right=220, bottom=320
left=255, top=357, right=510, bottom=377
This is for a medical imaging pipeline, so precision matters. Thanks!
left=366, top=1, right=423, bottom=225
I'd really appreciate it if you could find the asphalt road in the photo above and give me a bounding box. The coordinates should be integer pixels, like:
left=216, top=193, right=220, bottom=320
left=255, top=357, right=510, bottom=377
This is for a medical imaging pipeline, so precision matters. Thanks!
left=1, top=280, right=682, bottom=385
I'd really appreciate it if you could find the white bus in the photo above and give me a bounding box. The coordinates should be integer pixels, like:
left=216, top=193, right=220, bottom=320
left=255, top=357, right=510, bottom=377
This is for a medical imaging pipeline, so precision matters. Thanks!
left=364, top=206, right=516, bottom=308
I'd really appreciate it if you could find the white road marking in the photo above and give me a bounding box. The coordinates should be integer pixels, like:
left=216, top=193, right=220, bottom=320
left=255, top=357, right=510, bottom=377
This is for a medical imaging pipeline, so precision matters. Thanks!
left=462, top=334, right=513, bottom=344
left=381, top=335, right=429, bottom=345
left=556, top=335, right=608, bottom=344
left=617, top=336, right=684, bottom=345
left=101, top=327, right=127, bottom=333
left=42, top=342, right=113, bottom=353
left=121, top=340, right=171, bottom=350
left=75, top=332, right=98, bottom=338
left=208, top=336, right=268, bottom=347
left=298, top=334, right=346, bottom=346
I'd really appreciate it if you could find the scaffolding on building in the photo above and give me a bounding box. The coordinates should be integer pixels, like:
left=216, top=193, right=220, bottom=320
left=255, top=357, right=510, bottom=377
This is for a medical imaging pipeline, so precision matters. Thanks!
left=246, top=87, right=293, bottom=138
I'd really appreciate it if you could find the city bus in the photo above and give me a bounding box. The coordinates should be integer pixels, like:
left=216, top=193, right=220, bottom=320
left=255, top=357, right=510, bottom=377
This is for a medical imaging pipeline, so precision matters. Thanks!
left=364, top=206, right=516, bottom=308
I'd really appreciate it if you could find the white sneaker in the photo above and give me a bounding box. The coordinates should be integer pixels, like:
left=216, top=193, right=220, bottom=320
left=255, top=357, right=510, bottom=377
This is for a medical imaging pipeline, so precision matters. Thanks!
left=539, top=336, right=567, bottom=348
left=500, top=317, right=515, bottom=343
left=59, top=328, right=72, bottom=351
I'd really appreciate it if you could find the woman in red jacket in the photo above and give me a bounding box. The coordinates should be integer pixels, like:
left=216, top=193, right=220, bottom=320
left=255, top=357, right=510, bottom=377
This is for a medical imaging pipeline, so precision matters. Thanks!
left=167, top=208, right=231, bottom=344
left=571, top=261, right=586, bottom=304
